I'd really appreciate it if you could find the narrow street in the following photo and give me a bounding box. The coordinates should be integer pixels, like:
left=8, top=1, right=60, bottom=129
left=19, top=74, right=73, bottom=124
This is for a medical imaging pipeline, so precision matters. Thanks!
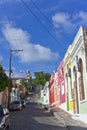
left=9, top=94, right=68, bottom=130
left=9, top=94, right=87, bottom=130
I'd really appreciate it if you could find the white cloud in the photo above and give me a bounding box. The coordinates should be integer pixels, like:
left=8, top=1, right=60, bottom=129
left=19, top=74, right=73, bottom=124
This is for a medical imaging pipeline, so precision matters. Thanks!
left=52, top=11, right=87, bottom=33
left=78, top=11, right=87, bottom=23
left=2, top=23, right=59, bottom=63
left=52, top=12, right=74, bottom=33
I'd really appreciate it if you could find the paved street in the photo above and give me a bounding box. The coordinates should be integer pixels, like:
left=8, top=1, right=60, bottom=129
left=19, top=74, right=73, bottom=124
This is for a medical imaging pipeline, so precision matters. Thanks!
left=9, top=94, right=87, bottom=130
left=9, top=103, right=67, bottom=130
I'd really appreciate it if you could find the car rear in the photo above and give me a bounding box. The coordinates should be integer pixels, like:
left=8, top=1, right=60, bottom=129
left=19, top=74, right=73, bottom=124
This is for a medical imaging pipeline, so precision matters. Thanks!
left=9, top=101, right=22, bottom=111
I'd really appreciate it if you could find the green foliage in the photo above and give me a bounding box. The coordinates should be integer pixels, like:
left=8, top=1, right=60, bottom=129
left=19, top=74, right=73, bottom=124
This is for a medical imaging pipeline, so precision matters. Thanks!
left=14, top=84, right=17, bottom=88
left=20, top=79, right=27, bottom=87
left=0, top=65, right=9, bottom=92
left=20, top=79, right=25, bottom=86
left=32, top=71, right=51, bottom=87
left=20, top=78, right=32, bottom=91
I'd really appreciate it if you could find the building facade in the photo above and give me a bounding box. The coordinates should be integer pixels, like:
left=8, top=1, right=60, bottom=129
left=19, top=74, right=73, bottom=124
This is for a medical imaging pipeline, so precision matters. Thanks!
left=53, top=71, right=59, bottom=108
left=57, top=61, right=66, bottom=110
left=49, top=26, right=87, bottom=115
left=40, top=82, right=49, bottom=106
left=49, top=72, right=55, bottom=106
left=64, top=26, right=87, bottom=114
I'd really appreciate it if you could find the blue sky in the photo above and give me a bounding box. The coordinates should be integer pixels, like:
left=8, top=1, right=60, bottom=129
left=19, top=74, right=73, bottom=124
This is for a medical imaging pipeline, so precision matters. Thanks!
left=0, top=0, right=87, bottom=78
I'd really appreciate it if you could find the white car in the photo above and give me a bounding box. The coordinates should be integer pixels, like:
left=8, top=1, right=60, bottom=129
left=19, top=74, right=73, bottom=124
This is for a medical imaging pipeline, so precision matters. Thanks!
left=9, top=101, right=22, bottom=111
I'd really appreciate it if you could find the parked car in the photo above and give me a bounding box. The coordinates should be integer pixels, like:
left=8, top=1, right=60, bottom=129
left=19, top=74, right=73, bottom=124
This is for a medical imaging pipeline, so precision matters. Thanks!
left=0, top=105, right=10, bottom=130
left=9, top=101, right=22, bottom=111
left=20, top=100, right=26, bottom=108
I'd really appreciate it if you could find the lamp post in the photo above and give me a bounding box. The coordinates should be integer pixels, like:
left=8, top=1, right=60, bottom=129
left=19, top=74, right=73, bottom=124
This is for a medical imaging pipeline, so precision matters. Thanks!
left=8, top=49, right=23, bottom=108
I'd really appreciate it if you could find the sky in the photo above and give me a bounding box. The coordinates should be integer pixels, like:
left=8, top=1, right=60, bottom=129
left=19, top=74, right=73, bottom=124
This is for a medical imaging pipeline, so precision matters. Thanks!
left=0, top=0, right=87, bottom=78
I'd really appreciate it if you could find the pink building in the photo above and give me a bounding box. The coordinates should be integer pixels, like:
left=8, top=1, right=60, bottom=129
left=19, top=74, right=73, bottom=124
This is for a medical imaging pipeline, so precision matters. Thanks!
left=49, top=72, right=55, bottom=106
left=0, top=87, right=9, bottom=107
left=57, top=61, right=66, bottom=108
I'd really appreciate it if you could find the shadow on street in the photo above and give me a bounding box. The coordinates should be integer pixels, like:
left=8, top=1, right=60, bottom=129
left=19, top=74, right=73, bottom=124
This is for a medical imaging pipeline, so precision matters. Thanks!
left=9, top=100, right=87, bottom=130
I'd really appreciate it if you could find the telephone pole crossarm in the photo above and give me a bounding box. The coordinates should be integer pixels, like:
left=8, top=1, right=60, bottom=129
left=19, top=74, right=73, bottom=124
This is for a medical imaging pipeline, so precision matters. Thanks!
left=9, top=49, right=23, bottom=79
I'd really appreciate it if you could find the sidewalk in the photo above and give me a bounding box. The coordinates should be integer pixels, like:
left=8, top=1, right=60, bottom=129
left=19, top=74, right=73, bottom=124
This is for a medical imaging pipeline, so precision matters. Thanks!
left=72, top=113, right=87, bottom=124
left=50, top=107, right=87, bottom=127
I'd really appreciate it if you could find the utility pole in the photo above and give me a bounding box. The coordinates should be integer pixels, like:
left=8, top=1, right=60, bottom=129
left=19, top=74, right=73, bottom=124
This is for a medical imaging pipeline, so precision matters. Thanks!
left=8, top=49, right=23, bottom=108
left=9, top=49, right=23, bottom=78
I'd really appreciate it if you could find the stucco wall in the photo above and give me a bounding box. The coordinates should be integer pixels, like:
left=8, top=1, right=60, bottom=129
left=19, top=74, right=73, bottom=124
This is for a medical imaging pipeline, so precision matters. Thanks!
left=80, top=101, right=87, bottom=113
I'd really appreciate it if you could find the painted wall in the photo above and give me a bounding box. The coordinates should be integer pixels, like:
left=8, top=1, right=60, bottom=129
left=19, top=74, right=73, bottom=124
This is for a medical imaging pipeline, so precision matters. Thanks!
left=50, top=84, right=54, bottom=105
left=49, top=26, right=87, bottom=115
left=63, top=26, right=87, bottom=114
left=0, top=87, right=9, bottom=107
left=41, top=82, right=50, bottom=106
left=43, top=88, right=49, bottom=105
left=49, top=73, right=55, bottom=106
left=53, top=72, right=59, bottom=108
left=58, top=62, right=65, bottom=103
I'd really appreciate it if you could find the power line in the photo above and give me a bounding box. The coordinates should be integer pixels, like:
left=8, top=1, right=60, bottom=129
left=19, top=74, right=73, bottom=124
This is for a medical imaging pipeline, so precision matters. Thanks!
left=30, top=0, right=68, bottom=41
left=31, top=0, right=52, bottom=27
left=20, top=0, right=66, bottom=51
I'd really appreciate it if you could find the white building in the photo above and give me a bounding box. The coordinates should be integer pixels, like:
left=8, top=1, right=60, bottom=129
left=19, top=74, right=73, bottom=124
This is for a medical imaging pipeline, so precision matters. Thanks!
left=41, top=82, right=49, bottom=106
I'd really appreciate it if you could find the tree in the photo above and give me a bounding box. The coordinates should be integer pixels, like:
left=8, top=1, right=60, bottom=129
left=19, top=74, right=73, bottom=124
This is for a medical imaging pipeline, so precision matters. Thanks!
left=20, top=79, right=32, bottom=91
left=20, top=79, right=27, bottom=87
left=32, top=71, right=51, bottom=89
left=0, top=65, right=9, bottom=92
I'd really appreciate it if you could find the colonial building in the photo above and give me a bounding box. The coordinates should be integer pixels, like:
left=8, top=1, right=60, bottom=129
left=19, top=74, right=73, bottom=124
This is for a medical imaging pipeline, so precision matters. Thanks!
left=53, top=71, right=59, bottom=108
left=63, top=45, right=74, bottom=113
left=49, top=72, right=55, bottom=106
left=64, top=26, right=87, bottom=114
left=57, top=61, right=66, bottom=110
left=11, top=77, right=27, bottom=102
left=40, top=82, right=49, bottom=106
left=49, top=26, right=87, bottom=115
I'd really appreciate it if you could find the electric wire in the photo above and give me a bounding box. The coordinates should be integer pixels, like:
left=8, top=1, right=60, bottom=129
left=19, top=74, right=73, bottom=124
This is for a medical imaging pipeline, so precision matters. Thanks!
left=20, top=0, right=66, bottom=52
left=30, top=0, right=68, bottom=41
